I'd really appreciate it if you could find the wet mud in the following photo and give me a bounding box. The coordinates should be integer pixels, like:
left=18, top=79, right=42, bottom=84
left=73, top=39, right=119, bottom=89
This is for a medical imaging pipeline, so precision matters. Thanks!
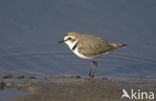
left=0, top=74, right=156, bottom=101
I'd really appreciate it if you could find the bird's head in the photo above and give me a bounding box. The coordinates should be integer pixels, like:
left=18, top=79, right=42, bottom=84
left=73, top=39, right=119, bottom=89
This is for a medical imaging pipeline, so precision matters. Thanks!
left=58, top=32, right=80, bottom=49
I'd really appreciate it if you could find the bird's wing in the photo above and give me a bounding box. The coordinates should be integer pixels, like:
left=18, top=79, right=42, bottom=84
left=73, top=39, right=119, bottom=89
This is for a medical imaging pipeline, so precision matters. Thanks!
left=77, top=35, right=115, bottom=57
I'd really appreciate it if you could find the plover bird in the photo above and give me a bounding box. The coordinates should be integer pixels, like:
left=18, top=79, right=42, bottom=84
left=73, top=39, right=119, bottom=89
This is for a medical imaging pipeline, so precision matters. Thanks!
left=59, top=32, right=126, bottom=79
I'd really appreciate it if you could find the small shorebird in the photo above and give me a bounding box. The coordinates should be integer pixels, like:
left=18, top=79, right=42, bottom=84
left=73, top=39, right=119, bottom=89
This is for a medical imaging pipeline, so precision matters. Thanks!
left=59, top=32, right=126, bottom=79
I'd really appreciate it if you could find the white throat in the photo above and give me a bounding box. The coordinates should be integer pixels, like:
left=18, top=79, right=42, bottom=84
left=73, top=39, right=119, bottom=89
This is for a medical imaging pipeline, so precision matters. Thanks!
left=64, top=37, right=78, bottom=51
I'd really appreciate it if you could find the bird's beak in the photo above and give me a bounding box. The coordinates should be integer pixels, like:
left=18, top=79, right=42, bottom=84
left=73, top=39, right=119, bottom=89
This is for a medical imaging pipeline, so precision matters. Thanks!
left=58, top=38, right=69, bottom=43
left=58, top=40, right=65, bottom=43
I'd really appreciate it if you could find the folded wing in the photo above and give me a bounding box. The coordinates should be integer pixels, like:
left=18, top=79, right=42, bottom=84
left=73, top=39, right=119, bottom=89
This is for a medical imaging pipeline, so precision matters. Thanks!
left=77, top=35, right=116, bottom=57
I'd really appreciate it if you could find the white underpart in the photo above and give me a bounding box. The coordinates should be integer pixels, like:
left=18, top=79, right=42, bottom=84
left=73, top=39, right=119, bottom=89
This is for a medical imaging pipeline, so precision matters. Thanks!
left=64, top=36, right=111, bottom=60
left=74, top=47, right=93, bottom=59
left=74, top=48, right=110, bottom=60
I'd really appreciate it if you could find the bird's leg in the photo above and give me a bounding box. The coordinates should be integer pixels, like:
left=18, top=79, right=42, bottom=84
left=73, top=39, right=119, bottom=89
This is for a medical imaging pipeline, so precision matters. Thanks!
left=89, top=60, right=97, bottom=79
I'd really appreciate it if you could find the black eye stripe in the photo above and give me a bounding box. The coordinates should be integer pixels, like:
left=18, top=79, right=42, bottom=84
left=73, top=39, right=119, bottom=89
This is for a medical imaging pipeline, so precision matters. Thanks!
left=68, top=37, right=72, bottom=40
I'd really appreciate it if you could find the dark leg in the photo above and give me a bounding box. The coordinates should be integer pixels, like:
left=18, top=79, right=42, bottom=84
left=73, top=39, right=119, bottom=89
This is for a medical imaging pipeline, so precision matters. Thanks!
left=89, top=60, right=97, bottom=79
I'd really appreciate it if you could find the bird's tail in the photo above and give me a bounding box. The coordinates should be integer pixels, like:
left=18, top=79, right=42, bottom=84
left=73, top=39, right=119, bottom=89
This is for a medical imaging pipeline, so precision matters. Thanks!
left=112, top=43, right=127, bottom=48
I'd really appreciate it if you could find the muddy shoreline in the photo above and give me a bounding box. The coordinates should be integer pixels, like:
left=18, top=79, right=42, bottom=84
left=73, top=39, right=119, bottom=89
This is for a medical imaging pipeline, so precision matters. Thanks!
left=0, top=74, right=156, bottom=101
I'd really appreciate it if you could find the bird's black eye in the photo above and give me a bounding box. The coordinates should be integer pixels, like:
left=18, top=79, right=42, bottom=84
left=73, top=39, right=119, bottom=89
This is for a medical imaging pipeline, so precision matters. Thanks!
left=68, top=37, right=72, bottom=40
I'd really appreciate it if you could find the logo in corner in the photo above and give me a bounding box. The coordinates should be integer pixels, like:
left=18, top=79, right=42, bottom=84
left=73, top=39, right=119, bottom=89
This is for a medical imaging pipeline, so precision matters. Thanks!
left=121, top=89, right=131, bottom=99
left=121, top=89, right=155, bottom=100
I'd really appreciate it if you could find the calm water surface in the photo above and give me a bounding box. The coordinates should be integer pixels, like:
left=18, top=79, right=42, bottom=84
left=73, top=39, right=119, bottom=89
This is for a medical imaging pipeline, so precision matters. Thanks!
left=0, top=0, right=156, bottom=80
left=0, top=88, right=27, bottom=101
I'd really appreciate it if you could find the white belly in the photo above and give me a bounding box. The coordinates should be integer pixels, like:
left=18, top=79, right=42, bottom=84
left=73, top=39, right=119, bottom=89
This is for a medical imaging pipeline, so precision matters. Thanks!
left=73, top=47, right=110, bottom=60
left=73, top=48, right=92, bottom=59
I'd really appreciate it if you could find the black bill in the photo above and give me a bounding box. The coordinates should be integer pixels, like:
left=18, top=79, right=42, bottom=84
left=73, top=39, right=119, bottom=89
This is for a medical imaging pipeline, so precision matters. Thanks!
left=58, top=40, right=65, bottom=43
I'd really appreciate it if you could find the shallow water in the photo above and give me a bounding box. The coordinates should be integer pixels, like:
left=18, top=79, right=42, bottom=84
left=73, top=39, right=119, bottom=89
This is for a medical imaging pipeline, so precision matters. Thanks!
left=0, top=88, right=27, bottom=101
left=0, top=0, right=156, bottom=80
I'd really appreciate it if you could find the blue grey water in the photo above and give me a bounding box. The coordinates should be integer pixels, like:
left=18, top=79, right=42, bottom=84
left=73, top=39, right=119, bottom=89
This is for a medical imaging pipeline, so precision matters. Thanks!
left=0, top=0, right=156, bottom=80
left=0, top=88, right=27, bottom=101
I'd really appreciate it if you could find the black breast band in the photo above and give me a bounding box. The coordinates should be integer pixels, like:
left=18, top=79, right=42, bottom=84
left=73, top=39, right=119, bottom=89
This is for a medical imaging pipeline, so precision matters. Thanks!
left=72, top=41, right=78, bottom=51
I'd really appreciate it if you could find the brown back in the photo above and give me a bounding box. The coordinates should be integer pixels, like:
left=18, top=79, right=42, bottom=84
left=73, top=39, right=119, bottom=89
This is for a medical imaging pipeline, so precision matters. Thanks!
left=77, top=35, right=116, bottom=57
